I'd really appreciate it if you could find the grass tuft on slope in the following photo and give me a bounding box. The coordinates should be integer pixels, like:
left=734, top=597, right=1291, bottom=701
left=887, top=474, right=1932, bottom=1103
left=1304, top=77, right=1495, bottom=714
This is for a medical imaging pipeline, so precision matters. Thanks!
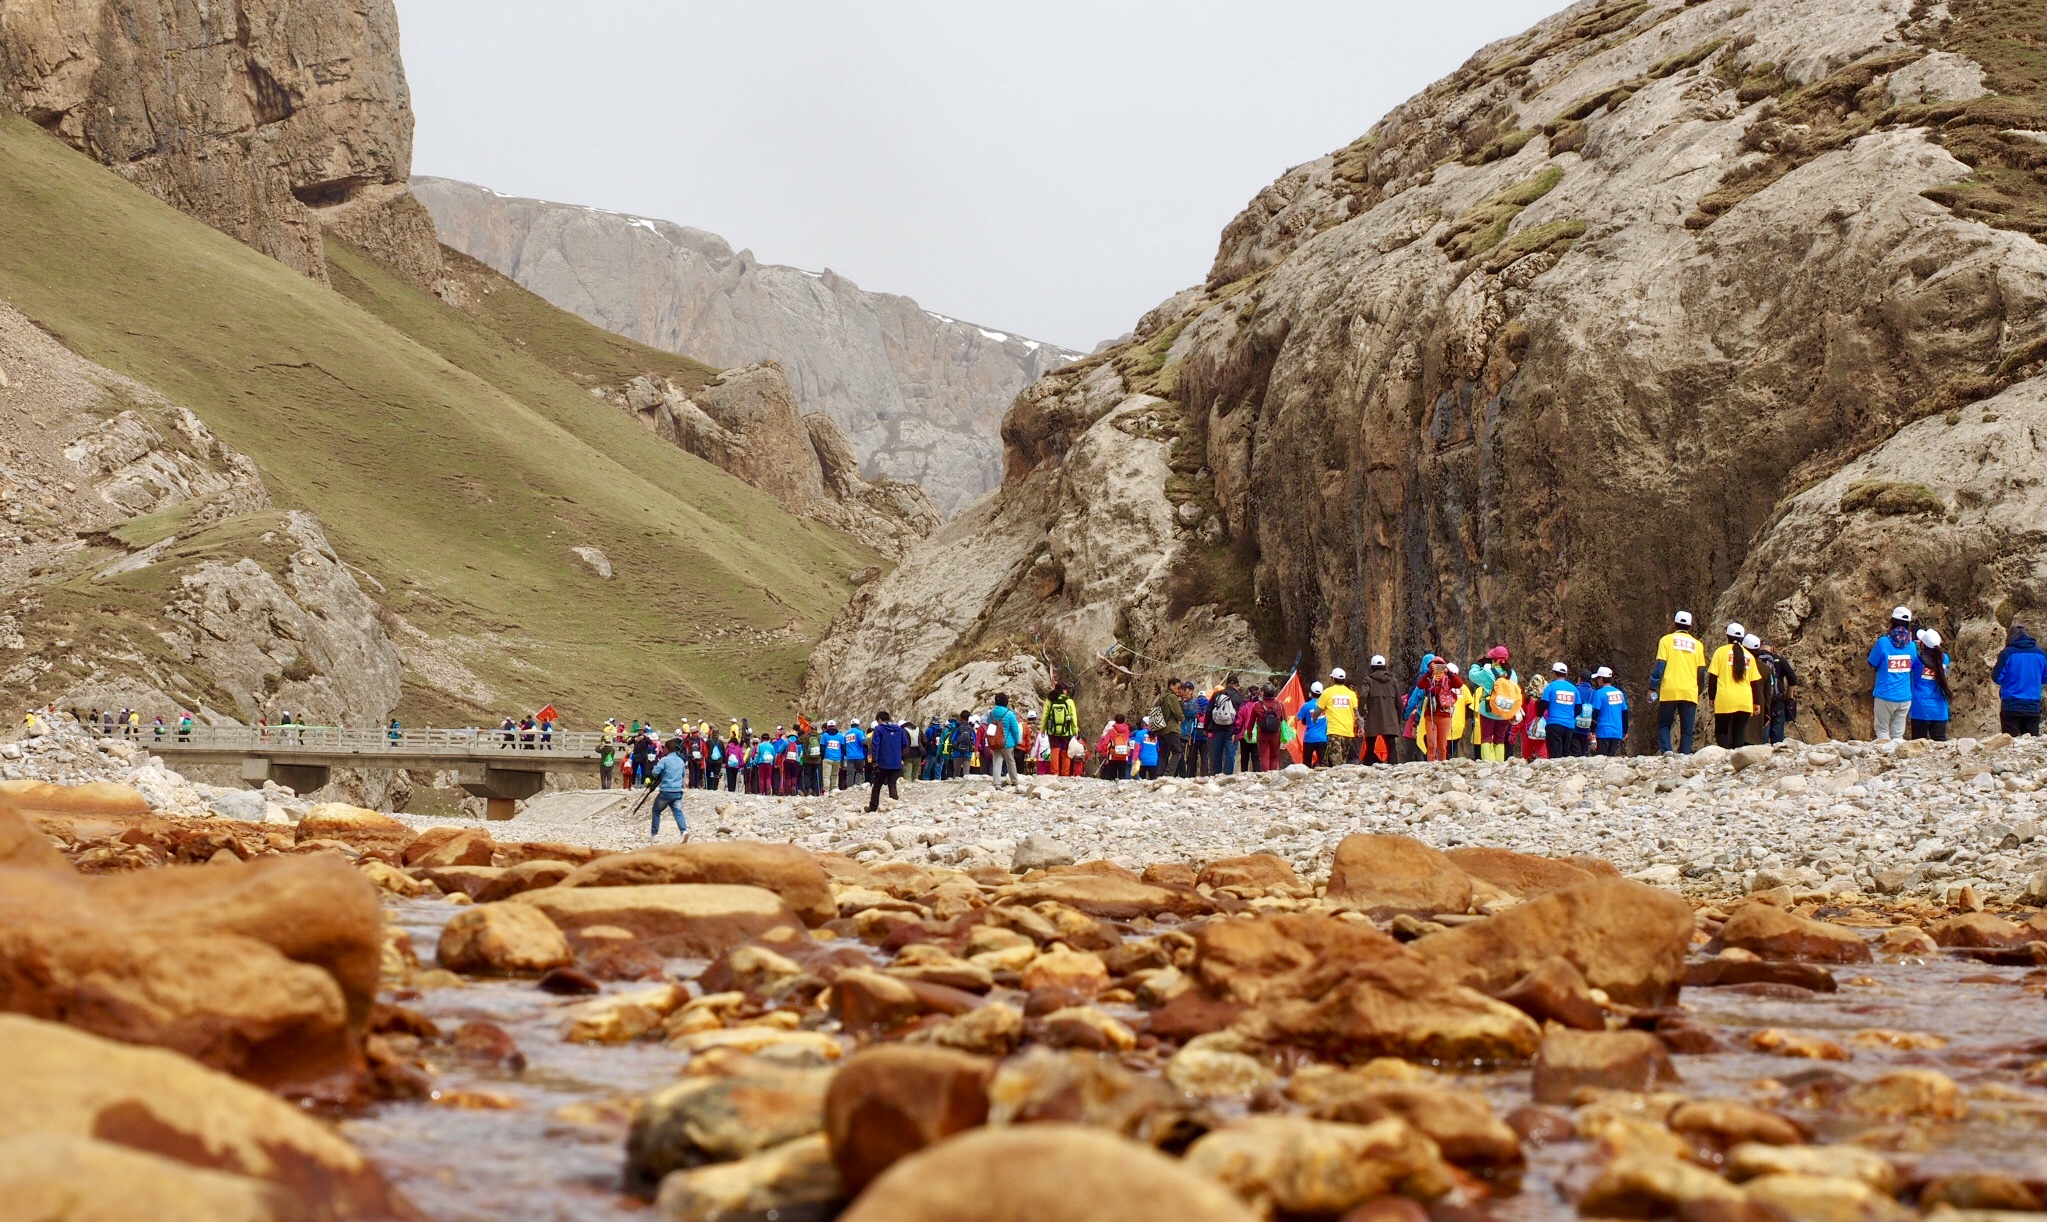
left=0, top=114, right=877, bottom=726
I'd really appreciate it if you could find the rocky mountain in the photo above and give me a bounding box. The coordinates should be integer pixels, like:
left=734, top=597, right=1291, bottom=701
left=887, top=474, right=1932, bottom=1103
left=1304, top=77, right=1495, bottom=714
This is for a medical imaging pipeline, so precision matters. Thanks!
left=413, top=177, right=1084, bottom=513
left=0, top=0, right=441, bottom=286
left=0, top=298, right=399, bottom=725
left=808, top=0, right=2047, bottom=738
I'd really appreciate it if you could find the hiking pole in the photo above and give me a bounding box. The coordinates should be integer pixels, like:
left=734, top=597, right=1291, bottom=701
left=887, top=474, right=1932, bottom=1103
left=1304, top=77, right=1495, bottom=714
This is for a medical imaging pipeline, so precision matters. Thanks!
left=628, top=781, right=656, bottom=820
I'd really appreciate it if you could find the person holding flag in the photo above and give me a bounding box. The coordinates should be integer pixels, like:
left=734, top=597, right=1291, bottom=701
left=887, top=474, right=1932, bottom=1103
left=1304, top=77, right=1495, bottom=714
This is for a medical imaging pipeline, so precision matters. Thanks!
left=1275, top=669, right=1307, bottom=765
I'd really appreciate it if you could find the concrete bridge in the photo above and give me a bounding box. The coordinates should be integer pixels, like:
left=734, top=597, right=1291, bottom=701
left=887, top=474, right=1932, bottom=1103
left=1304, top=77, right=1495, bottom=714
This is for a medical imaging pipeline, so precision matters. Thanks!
left=146, top=726, right=605, bottom=820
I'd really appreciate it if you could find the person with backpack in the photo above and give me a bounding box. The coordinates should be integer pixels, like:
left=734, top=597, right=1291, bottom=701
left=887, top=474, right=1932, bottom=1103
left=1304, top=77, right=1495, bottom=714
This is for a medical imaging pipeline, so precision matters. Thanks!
left=1902, top=627, right=1952, bottom=742
left=820, top=720, right=845, bottom=793
left=950, top=711, right=976, bottom=777
left=1205, top=678, right=1243, bottom=775
left=1754, top=638, right=1798, bottom=744
left=1321, top=668, right=1359, bottom=765
left=1154, top=680, right=1186, bottom=778
left=1422, top=657, right=1460, bottom=762
left=1236, top=687, right=1262, bottom=774
left=1470, top=647, right=1521, bottom=762
left=1591, top=666, right=1629, bottom=755
left=1706, top=622, right=1760, bottom=749
left=1649, top=611, right=1707, bottom=753
left=1538, top=662, right=1581, bottom=758
left=866, top=712, right=912, bottom=811
left=1135, top=716, right=1161, bottom=779
left=1993, top=622, right=2047, bottom=736
left=843, top=719, right=867, bottom=788
left=1241, top=684, right=1278, bottom=772
left=985, top=694, right=1023, bottom=787
left=597, top=738, right=618, bottom=789
left=1363, top=657, right=1401, bottom=766
left=1867, top=606, right=1918, bottom=741
left=724, top=736, right=744, bottom=790
left=1184, top=684, right=1209, bottom=776
left=1043, top=685, right=1081, bottom=777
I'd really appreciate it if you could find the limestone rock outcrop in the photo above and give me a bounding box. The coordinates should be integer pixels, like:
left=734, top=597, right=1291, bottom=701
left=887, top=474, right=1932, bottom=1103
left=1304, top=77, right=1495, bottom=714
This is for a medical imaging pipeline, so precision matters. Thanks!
left=0, top=0, right=439, bottom=285
left=1, top=300, right=400, bottom=726
left=413, top=176, right=1082, bottom=512
left=599, top=365, right=940, bottom=559
left=811, top=0, right=2047, bottom=731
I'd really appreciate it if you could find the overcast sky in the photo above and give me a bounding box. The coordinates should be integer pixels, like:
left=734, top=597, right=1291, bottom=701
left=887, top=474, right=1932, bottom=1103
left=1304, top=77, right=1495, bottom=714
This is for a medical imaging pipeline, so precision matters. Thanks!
left=398, top=1, right=1561, bottom=351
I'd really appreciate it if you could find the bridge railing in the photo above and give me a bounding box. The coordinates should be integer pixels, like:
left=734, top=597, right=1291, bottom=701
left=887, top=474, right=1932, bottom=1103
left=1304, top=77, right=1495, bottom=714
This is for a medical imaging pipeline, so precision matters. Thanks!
left=136, top=725, right=609, bottom=756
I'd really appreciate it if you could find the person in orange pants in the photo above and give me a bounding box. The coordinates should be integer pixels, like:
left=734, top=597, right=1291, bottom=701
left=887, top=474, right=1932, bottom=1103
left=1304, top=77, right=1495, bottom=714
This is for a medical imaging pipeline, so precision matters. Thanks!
left=1424, top=656, right=1461, bottom=762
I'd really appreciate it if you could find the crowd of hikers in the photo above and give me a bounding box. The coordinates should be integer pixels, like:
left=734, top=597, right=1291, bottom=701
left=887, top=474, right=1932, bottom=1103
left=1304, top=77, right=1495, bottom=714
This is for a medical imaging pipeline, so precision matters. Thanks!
left=27, top=606, right=2046, bottom=838
left=597, top=608, right=2046, bottom=821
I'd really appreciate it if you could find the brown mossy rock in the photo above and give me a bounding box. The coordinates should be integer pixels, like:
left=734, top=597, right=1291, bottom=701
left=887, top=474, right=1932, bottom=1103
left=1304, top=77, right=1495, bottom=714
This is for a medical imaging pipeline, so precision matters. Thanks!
left=474, top=859, right=576, bottom=902
left=436, top=903, right=574, bottom=975
left=824, top=1044, right=992, bottom=1194
left=295, top=805, right=414, bottom=855
left=1718, top=902, right=1873, bottom=963
left=1926, top=912, right=2035, bottom=950
left=1197, top=853, right=1300, bottom=892
left=1495, top=955, right=1606, bottom=1029
left=400, top=825, right=494, bottom=868
left=1142, top=862, right=1199, bottom=888
left=624, top=1065, right=832, bottom=1197
left=1685, top=954, right=1839, bottom=992
left=0, top=1132, right=303, bottom=1222
left=0, top=855, right=381, bottom=1096
left=1414, top=877, right=1695, bottom=1006
left=1182, top=1115, right=1456, bottom=1216
left=509, top=883, right=803, bottom=957
left=1196, top=912, right=1541, bottom=1064
left=494, top=840, right=609, bottom=867
left=412, top=864, right=502, bottom=899
left=0, top=1015, right=409, bottom=1220
left=557, top=842, right=834, bottom=926
left=839, top=1123, right=1261, bottom=1222
left=1529, top=1029, right=1680, bottom=1105
left=1325, top=834, right=1473, bottom=916
left=1309, top=1085, right=1523, bottom=1174
left=986, top=1047, right=1194, bottom=1146
left=1443, top=846, right=1598, bottom=897
left=0, top=798, right=72, bottom=872
left=998, top=873, right=1218, bottom=920
left=0, top=779, right=152, bottom=820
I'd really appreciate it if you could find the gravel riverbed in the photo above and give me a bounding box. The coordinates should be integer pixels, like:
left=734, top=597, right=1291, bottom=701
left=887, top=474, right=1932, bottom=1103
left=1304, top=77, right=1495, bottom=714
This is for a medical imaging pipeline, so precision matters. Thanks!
left=9, top=724, right=2046, bottom=903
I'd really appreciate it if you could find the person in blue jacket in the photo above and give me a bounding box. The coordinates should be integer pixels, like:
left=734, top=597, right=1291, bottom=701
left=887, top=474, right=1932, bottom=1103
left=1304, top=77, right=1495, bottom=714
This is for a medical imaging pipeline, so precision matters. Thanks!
left=865, top=712, right=912, bottom=811
left=648, top=739, right=688, bottom=839
left=843, top=720, right=867, bottom=788
left=1867, top=606, right=1918, bottom=741
left=1909, top=628, right=1952, bottom=741
left=1994, top=622, right=2047, bottom=736
left=1592, top=666, right=1629, bottom=755
left=984, top=695, right=1023, bottom=787
left=1539, top=662, right=1582, bottom=758
left=1572, top=668, right=1598, bottom=757
left=1136, top=717, right=1161, bottom=779
left=1295, top=682, right=1330, bottom=767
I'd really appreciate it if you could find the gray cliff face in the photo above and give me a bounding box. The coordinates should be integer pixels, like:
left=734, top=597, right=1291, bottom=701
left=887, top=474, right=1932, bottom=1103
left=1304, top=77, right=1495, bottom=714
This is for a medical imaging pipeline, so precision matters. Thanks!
left=0, top=0, right=440, bottom=285
left=411, top=177, right=1082, bottom=513
left=809, top=0, right=2047, bottom=737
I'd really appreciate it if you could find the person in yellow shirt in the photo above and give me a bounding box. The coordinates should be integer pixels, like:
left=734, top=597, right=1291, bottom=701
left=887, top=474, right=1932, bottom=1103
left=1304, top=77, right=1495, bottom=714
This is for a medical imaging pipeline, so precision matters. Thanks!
left=1650, top=610, right=1707, bottom=754
left=1322, top=668, right=1359, bottom=764
left=1705, top=622, right=1760, bottom=749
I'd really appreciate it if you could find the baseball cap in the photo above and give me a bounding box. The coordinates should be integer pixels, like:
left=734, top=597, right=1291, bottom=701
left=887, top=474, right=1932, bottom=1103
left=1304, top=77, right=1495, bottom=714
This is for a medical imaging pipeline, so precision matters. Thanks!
left=1594, top=666, right=1613, bottom=679
left=1370, top=655, right=1386, bottom=667
left=1674, top=611, right=1693, bottom=627
left=1552, top=661, right=1569, bottom=674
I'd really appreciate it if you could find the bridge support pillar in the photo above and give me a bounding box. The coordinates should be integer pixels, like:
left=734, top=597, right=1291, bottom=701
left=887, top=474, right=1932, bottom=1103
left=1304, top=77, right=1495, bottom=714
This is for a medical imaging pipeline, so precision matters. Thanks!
left=457, top=765, right=548, bottom=822
left=239, top=757, right=331, bottom=796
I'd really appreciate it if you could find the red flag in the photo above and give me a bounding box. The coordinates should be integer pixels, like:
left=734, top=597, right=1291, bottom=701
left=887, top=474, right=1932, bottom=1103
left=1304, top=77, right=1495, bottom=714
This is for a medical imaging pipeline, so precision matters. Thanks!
left=535, top=704, right=558, bottom=723
left=1276, top=670, right=1306, bottom=764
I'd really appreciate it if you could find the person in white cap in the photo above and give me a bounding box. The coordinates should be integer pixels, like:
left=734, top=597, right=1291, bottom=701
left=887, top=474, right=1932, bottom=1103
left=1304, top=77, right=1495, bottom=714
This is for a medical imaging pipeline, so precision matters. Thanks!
left=1362, top=655, right=1401, bottom=766
left=1295, top=680, right=1331, bottom=766
left=1591, top=666, right=1629, bottom=755
left=1751, top=634, right=1798, bottom=744
left=1706, top=622, right=1759, bottom=749
left=1538, top=661, right=1581, bottom=758
left=1650, top=611, right=1706, bottom=753
left=1867, top=606, right=1916, bottom=741
left=1322, top=667, right=1359, bottom=765
left=1909, top=627, right=1952, bottom=741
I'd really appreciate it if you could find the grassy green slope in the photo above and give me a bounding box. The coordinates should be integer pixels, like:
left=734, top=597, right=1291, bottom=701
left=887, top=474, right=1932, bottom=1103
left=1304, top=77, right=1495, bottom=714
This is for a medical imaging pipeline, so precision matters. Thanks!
left=0, top=115, right=876, bottom=724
